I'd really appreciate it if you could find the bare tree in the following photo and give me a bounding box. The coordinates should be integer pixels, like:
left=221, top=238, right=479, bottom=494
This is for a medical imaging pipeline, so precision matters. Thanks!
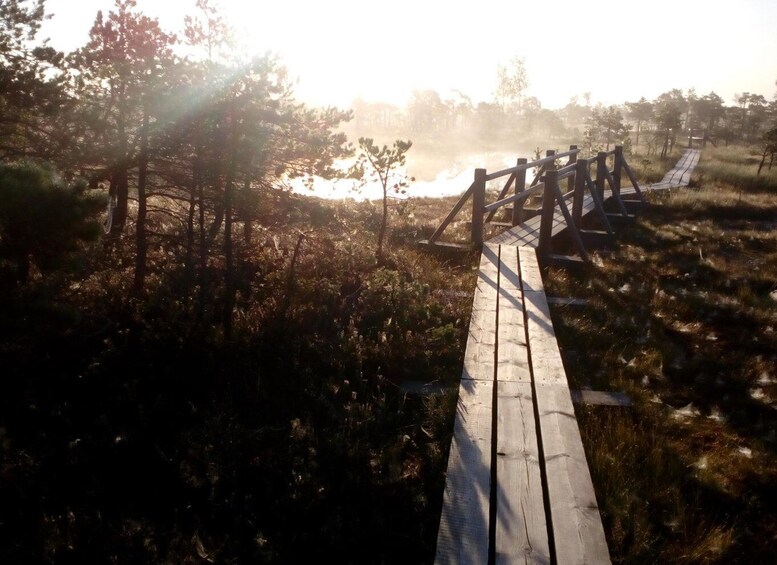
left=495, top=56, right=528, bottom=113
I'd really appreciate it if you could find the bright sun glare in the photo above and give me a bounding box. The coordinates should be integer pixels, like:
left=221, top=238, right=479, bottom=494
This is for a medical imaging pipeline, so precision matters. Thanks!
left=42, top=0, right=777, bottom=111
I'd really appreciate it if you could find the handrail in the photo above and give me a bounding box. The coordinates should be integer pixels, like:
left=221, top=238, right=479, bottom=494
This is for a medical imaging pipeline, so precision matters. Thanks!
left=483, top=183, right=544, bottom=213
left=424, top=143, right=643, bottom=249
left=484, top=149, right=579, bottom=181
left=557, top=165, right=577, bottom=180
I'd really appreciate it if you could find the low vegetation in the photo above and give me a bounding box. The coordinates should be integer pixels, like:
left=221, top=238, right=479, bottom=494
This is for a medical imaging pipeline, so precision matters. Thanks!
left=0, top=189, right=480, bottom=562
left=545, top=144, right=777, bottom=563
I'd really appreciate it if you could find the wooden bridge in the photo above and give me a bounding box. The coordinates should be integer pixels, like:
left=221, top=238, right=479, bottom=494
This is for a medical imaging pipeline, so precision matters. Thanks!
left=432, top=148, right=700, bottom=563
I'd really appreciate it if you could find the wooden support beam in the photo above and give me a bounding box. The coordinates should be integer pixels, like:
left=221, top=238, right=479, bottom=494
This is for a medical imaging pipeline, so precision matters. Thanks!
left=566, top=145, right=578, bottom=196
left=596, top=152, right=607, bottom=203
left=512, top=158, right=528, bottom=227
left=550, top=170, right=590, bottom=263
left=485, top=172, right=516, bottom=223
left=538, top=170, right=556, bottom=259
left=584, top=168, right=614, bottom=235
left=428, top=182, right=475, bottom=243
left=472, top=169, right=486, bottom=246
left=572, top=159, right=587, bottom=228
left=613, top=145, right=623, bottom=196
left=621, top=159, right=646, bottom=205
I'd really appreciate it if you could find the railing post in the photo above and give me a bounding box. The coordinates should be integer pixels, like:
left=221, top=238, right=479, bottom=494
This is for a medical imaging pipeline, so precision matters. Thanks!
left=538, top=169, right=558, bottom=259
left=512, top=158, right=527, bottom=226
left=613, top=145, right=623, bottom=199
left=596, top=151, right=607, bottom=201
left=472, top=168, right=486, bottom=246
left=567, top=144, right=578, bottom=194
left=572, top=159, right=586, bottom=228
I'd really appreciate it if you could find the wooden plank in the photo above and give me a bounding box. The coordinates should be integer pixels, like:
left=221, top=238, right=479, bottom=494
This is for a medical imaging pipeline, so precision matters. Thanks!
left=418, top=240, right=472, bottom=251
left=518, top=246, right=611, bottom=563
left=487, top=194, right=598, bottom=248
left=497, top=246, right=531, bottom=384
left=518, top=249, right=565, bottom=388
left=659, top=148, right=700, bottom=187
left=546, top=297, right=589, bottom=307
left=463, top=245, right=499, bottom=381
left=571, top=390, right=632, bottom=407
left=436, top=379, right=494, bottom=564
left=517, top=247, right=543, bottom=294
left=495, top=381, right=551, bottom=564
left=522, top=291, right=566, bottom=387
left=534, top=383, right=611, bottom=564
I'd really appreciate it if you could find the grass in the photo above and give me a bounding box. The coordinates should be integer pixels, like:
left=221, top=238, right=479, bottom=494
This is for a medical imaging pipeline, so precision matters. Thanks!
left=0, top=191, right=476, bottom=563
left=544, top=144, right=777, bottom=563
left=3, top=142, right=774, bottom=563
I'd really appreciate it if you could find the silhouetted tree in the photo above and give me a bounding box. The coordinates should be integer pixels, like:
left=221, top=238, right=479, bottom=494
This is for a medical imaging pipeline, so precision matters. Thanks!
left=351, top=138, right=412, bottom=263
left=626, top=98, right=653, bottom=147
left=585, top=106, right=629, bottom=152
left=69, top=0, right=175, bottom=236
left=757, top=126, right=777, bottom=176
left=653, top=91, right=685, bottom=157
left=0, top=162, right=103, bottom=284
left=495, top=56, right=528, bottom=113
left=0, top=0, right=69, bottom=161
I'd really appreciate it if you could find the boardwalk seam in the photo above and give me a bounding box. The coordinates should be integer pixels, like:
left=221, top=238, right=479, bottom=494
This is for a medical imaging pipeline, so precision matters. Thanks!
left=519, top=246, right=558, bottom=565
left=488, top=245, right=501, bottom=565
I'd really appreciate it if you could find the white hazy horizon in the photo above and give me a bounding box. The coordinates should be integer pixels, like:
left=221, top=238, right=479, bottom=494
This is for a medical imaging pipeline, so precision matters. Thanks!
left=41, top=0, right=777, bottom=110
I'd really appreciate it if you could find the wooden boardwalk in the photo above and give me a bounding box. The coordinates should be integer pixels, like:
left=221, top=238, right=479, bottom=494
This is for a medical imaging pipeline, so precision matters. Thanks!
left=489, top=148, right=701, bottom=249
left=643, top=148, right=701, bottom=190
left=435, top=149, right=700, bottom=564
left=436, top=245, right=609, bottom=564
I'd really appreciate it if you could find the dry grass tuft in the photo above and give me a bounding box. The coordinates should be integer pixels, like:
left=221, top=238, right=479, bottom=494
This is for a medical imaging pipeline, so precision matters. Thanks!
left=544, top=144, right=777, bottom=563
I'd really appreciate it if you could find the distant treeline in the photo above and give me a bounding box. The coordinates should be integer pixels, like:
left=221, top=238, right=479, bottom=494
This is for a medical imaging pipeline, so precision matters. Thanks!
left=346, top=86, right=777, bottom=157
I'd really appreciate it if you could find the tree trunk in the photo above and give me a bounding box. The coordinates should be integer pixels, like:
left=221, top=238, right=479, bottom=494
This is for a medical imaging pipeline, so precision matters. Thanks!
left=223, top=114, right=240, bottom=340
left=111, top=106, right=129, bottom=234
left=185, top=159, right=197, bottom=281
left=635, top=120, right=641, bottom=147
left=376, top=185, right=388, bottom=263
left=757, top=150, right=768, bottom=176
left=133, top=109, right=149, bottom=293
left=197, top=158, right=207, bottom=323
left=110, top=167, right=129, bottom=234
left=243, top=173, right=253, bottom=244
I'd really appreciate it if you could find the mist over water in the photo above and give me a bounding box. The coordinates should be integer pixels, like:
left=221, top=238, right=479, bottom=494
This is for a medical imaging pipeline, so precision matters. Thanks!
left=292, top=148, right=537, bottom=200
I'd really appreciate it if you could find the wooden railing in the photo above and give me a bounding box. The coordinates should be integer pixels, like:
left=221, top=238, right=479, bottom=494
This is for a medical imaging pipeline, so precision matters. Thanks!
left=425, top=144, right=646, bottom=259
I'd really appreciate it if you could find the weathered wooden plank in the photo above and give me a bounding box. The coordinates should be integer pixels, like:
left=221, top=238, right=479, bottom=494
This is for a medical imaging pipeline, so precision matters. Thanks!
left=436, top=379, right=494, bottom=564
left=546, top=297, right=590, bottom=307
left=518, top=248, right=565, bottom=388
left=463, top=245, right=499, bottom=381
left=517, top=246, right=610, bottom=563
left=522, top=291, right=566, bottom=387
left=497, top=246, right=531, bottom=384
left=495, top=381, right=551, bottom=564
left=517, top=246, right=543, bottom=294
left=487, top=195, right=597, bottom=248
left=571, top=390, right=632, bottom=407
left=534, top=383, right=611, bottom=564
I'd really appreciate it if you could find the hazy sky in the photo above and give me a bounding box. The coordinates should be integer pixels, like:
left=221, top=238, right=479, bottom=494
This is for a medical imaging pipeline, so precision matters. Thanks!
left=40, top=0, right=777, bottom=110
